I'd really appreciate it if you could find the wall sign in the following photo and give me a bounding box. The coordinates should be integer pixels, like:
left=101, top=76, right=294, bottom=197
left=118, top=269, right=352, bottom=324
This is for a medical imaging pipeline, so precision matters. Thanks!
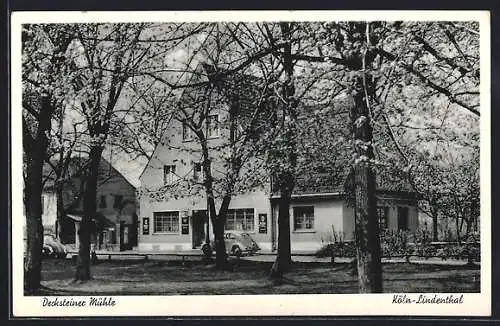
left=258, top=214, right=267, bottom=234
left=142, top=217, right=150, bottom=235
left=181, top=216, right=190, bottom=235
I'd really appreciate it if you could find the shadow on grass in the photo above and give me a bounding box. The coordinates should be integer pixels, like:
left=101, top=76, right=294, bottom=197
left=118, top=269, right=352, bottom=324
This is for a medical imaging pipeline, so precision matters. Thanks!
left=29, top=258, right=480, bottom=296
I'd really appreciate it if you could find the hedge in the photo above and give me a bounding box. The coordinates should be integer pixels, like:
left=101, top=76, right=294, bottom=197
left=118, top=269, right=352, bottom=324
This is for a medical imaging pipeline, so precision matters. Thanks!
left=315, top=230, right=480, bottom=262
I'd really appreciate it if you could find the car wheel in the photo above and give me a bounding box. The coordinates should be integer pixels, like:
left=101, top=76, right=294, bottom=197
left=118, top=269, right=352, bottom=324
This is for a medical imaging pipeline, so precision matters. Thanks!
left=42, top=248, right=50, bottom=258
left=232, top=246, right=242, bottom=258
left=202, top=243, right=213, bottom=258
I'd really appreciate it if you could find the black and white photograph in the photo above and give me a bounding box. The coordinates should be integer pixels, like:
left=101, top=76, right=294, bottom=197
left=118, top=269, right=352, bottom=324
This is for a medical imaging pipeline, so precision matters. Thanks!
left=11, top=10, right=490, bottom=316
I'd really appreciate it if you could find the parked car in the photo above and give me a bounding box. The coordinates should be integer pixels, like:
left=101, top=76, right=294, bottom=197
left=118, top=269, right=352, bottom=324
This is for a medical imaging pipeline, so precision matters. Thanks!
left=43, top=234, right=67, bottom=259
left=201, top=232, right=260, bottom=257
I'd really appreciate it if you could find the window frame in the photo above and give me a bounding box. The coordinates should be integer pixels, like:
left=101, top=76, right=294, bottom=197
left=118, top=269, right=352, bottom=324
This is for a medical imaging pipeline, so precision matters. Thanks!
left=377, top=206, right=389, bottom=230
left=163, top=164, right=176, bottom=185
left=153, top=211, right=180, bottom=234
left=207, top=114, right=220, bottom=139
left=193, top=162, right=202, bottom=181
left=225, top=208, right=255, bottom=232
left=182, top=122, right=194, bottom=142
left=113, top=195, right=123, bottom=209
left=99, top=195, right=107, bottom=209
left=293, top=206, right=315, bottom=232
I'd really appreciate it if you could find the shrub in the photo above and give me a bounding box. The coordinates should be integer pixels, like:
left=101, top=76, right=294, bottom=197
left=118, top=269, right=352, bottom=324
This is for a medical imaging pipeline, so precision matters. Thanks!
left=380, top=230, right=409, bottom=257
left=315, top=241, right=356, bottom=258
left=316, top=227, right=480, bottom=262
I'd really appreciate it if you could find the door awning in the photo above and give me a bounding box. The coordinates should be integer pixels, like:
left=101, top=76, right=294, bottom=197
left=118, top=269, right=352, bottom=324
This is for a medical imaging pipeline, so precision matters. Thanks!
left=65, top=212, right=115, bottom=228
left=66, top=214, right=82, bottom=222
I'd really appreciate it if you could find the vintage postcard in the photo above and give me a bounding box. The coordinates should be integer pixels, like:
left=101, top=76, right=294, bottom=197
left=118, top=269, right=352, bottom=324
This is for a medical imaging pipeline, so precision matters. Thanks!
left=11, top=10, right=491, bottom=317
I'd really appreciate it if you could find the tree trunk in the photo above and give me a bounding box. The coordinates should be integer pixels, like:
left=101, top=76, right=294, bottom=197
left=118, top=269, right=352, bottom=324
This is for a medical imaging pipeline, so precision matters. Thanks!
left=212, top=218, right=227, bottom=268
left=203, top=159, right=229, bottom=269
left=455, top=216, right=461, bottom=245
left=269, top=22, right=296, bottom=281
left=352, top=159, right=382, bottom=293
left=74, top=146, right=101, bottom=281
left=430, top=199, right=439, bottom=242
left=56, top=187, right=64, bottom=240
left=270, top=183, right=292, bottom=279
left=465, top=219, right=472, bottom=243
left=24, top=96, right=53, bottom=292
left=432, top=213, right=439, bottom=242
left=350, top=23, right=383, bottom=293
left=465, top=220, right=475, bottom=265
left=24, top=190, right=44, bottom=291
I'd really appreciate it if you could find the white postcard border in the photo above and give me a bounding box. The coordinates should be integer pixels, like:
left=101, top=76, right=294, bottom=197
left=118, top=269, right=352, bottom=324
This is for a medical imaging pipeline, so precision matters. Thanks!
left=10, top=10, right=491, bottom=317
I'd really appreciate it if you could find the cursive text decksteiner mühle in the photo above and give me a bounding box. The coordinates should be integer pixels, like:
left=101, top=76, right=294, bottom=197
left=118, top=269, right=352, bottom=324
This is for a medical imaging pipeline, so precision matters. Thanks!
left=42, top=297, right=116, bottom=307
left=89, top=297, right=116, bottom=306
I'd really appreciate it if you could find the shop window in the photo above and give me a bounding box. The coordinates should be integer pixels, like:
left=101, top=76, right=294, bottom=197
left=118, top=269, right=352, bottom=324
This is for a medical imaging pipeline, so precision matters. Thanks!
left=154, top=211, right=180, bottom=233
left=225, top=208, right=255, bottom=231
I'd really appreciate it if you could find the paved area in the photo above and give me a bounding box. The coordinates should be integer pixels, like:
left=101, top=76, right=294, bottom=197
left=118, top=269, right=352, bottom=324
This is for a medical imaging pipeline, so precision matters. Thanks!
left=64, top=249, right=478, bottom=266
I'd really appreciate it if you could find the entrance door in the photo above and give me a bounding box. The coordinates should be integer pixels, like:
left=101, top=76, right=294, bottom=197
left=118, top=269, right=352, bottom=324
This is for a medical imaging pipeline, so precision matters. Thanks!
left=130, top=214, right=138, bottom=247
left=191, top=210, right=207, bottom=248
left=120, top=223, right=132, bottom=251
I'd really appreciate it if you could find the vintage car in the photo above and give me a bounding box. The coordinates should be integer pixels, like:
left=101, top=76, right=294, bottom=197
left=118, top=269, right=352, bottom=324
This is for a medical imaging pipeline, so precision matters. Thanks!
left=201, top=232, right=260, bottom=257
left=43, top=233, right=67, bottom=259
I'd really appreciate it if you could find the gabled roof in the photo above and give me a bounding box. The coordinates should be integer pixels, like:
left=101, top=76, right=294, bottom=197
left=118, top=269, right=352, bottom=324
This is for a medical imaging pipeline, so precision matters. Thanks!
left=43, top=156, right=136, bottom=191
left=66, top=212, right=115, bottom=229
left=273, top=163, right=415, bottom=197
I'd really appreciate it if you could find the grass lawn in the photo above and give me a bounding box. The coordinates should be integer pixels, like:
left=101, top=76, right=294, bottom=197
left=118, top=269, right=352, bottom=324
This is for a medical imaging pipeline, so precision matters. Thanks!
left=32, top=258, right=480, bottom=295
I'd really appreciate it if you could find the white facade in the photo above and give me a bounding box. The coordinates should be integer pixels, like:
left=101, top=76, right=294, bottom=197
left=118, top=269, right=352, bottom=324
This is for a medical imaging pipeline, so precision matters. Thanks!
left=138, top=112, right=420, bottom=252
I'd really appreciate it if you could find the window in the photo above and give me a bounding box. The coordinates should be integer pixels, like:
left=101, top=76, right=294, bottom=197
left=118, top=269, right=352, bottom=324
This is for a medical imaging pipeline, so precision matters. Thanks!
left=154, top=211, right=180, bottom=233
left=377, top=206, right=389, bottom=230
left=193, top=162, right=202, bottom=181
left=230, top=116, right=244, bottom=142
left=99, top=195, right=107, bottom=208
left=397, top=206, right=409, bottom=230
left=293, top=206, right=314, bottom=231
left=63, top=191, right=72, bottom=203
left=207, top=114, right=220, bottom=138
left=225, top=208, right=255, bottom=231
left=182, top=122, right=194, bottom=141
left=163, top=165, right=176, bottom=185
left=113, top=195, right=123, bottom=209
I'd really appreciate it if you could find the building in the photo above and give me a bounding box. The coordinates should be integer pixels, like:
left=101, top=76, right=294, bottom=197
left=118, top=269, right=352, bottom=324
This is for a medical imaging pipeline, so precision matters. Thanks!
left=137, top=64, right=419, bottom=253
left=139, top=164, right=418, bottom=253
left=42, top=157, right=139, bottom=251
